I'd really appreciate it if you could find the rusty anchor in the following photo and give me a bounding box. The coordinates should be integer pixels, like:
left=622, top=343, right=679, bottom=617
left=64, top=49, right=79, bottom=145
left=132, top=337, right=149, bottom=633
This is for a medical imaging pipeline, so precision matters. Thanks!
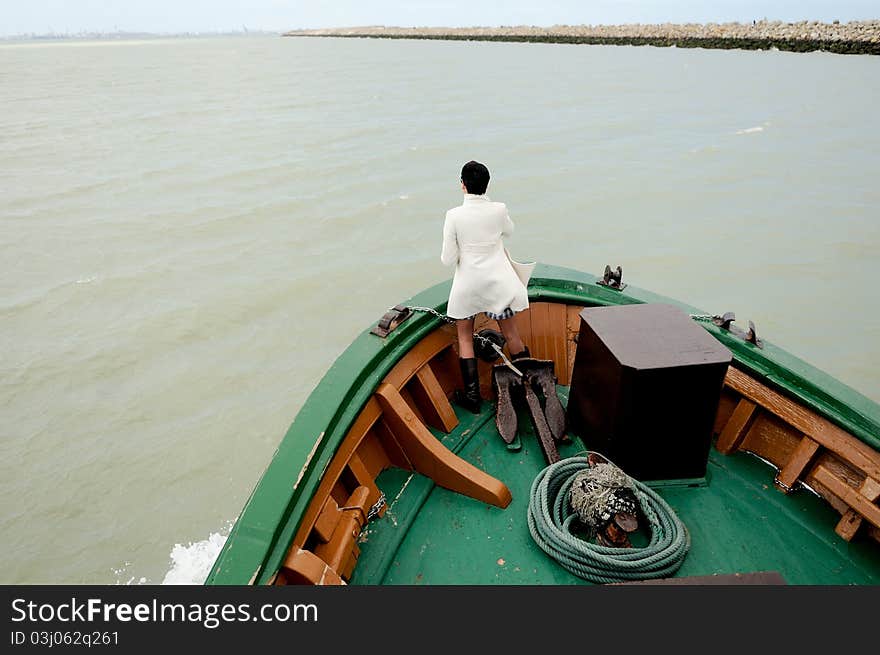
left=492, top=356, right=568, bottom=464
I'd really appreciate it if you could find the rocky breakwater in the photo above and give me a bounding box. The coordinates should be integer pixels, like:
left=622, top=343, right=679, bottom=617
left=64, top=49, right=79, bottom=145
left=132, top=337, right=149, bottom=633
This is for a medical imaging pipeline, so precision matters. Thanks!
left=284, top=20, right=880, bottom=55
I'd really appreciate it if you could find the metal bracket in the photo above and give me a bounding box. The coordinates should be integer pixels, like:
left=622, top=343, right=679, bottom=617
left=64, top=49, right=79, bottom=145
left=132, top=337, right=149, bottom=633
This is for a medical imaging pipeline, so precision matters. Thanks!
left=712, top=312, right=763, bottom=348
left=597, top=265, right=627, bottom=291
left=370, top=304, right=413, bottom=338
left=712, top=312, right=736, bottom=330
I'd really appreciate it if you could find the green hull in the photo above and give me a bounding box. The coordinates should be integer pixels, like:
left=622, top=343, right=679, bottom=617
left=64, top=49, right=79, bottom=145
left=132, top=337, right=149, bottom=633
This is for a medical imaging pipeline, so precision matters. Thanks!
left=206, top=264, right=880, bottom=585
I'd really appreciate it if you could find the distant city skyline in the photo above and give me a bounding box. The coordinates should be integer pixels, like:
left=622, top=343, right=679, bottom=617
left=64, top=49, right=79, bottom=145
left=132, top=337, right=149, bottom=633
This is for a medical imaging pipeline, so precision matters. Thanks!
left=2, top=1, right=877, bottom=38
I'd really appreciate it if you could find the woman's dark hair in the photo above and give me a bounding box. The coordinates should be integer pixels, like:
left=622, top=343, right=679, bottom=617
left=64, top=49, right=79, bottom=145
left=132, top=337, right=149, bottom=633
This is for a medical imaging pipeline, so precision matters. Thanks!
left=461, top=160, right=490, bottom=195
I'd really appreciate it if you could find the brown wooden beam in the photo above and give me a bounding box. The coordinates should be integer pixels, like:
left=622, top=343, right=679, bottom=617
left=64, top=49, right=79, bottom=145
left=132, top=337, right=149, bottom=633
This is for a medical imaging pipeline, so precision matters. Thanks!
left=814, top=466, right=880, bottom=531
left=347, top=452, right=384, bottom=516
left=724, top=367, right=880, bottom=479
left=281, top=549, right=345, bottom=586
left=716, top=398, right=758, bottom=454
left=313, top=485, right=369, bottom=575
left=775, top=436, right=820, bottom=492
left=835, top=477, right=880, bottom=541
left=383, top=329, right=455, bottom=388
left=374, top=382, right=512, bottom=508
left=291, top=397, right=383, bottom=547
left=410, top=363, right=459, bottom=433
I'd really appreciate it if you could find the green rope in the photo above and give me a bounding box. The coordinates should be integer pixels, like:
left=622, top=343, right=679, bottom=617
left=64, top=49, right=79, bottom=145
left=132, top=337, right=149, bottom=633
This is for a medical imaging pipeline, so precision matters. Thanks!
left=527, top=455, right=690, bottom=583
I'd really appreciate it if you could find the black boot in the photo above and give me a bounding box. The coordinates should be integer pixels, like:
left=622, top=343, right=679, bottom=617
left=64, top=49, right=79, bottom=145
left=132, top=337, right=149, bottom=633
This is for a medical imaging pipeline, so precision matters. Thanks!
left=455, top=357, right=482, bottom=414
left=511, top=346, right=531, bottom=361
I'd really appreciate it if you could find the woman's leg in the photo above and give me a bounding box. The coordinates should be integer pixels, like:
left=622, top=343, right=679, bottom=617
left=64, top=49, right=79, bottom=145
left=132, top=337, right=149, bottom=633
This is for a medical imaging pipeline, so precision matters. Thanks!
left=456, top=318, right=476, bottom=358
left=454, top=317, right=481, bottom=413
left=497, top=316, right=526, bottom=356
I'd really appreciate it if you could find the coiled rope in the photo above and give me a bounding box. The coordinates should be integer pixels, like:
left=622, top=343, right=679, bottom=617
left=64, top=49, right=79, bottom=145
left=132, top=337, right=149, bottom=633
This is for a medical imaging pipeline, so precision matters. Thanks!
left=527, top=455, right=690, bottom=583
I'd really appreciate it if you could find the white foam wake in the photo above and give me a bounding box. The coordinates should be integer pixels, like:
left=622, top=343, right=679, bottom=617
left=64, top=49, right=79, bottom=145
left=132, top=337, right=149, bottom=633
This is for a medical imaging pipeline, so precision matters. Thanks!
left=736, top=126, right=764, bottom=135
left=112, top=561, right=147, bottom=586
left=161, top=532, right=228, bottom=585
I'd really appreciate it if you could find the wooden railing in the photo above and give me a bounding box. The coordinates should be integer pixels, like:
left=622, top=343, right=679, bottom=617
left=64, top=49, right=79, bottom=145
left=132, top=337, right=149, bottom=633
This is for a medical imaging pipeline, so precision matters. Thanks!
left=716, top=366, right=880, bottom=543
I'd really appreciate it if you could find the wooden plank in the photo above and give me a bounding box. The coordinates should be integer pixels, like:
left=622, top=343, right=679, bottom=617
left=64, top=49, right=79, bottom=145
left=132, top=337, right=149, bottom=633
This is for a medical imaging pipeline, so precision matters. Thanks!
left=291, top=397, right=383, bottom=547
left=374, top=382, right=511, bottom=508
left=724, top=367, right=880, bottom=479
left=399, top=386, right=426, bottom=424
left=740, top=413, right=802, bottom=468
left=280, top=549, right=345, bottom=586
left=862, top=476, right=880, bottom=502
left=340, top=547, right=360, bottom=581
left=813, top=465, right=880, bottom=530
left=775, top=436, right=820, bottom=492
left=383, top=328, right=456, bottom=388
left=566, top=305, right=583, bottom=386
left=313, top=486, right=369, bottom=575
left=806, top=453, right=865, bottom=499
left=313, top=497, right=342, bottom=544
left=548, top=302, right=569, bottom=385
left=566, top=304, right=585, bottom=333
left=715, top=398, right=758, bottom=454
left=329, top=480, right=350, bottom=509
left=470, top=314, right=495, bottom=399
left=356, top=431, right=392, bottom=479
left=836, top=511, right=865, bottom=542
left=807, top=475, right=851, bottom=517
left=514, top=308, right=532, bottom=359
left=347, top=451, right=382, bottom=514
left=372, top=419, right=412, bottom=470
left=835, top=477, right=880, bottom=541
left=529, top=302, right=551, bottom=361
left=477, top=358, right=493, bottom=400
left=431, top=346, right=460, bottom=400
left=713, top=392, right=737, bottom=436
left=411, top=363, right=459, bottom=433
left=817, top=452, right=864, bottom=486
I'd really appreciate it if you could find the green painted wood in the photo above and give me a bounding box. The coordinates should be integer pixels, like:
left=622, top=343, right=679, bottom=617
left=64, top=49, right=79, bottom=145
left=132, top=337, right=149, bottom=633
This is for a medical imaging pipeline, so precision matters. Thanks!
left=206, top=263, right=880, bottom=585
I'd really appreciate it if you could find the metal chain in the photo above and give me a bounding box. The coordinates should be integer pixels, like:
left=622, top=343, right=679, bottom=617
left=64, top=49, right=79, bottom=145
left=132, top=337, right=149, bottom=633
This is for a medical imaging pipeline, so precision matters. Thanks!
left=342, top=491, right=387, bottom=524
left=405, top=306, right=523, bottom=376
left=405, top=306, right=498, bottom=348
left=366, top=492, right=386, bottom=522
left=407, top=305, right=456, bottom=325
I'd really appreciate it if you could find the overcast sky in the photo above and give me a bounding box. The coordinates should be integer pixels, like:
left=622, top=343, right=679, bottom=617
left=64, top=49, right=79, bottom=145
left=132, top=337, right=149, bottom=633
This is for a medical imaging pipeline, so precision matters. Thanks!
left=2, top=1, right=877, bottom=37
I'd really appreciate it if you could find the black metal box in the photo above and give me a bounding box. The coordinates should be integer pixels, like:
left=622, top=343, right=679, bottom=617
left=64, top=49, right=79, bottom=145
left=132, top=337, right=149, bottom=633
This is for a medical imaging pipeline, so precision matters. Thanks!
left=566, top=303, right=732, bottom=482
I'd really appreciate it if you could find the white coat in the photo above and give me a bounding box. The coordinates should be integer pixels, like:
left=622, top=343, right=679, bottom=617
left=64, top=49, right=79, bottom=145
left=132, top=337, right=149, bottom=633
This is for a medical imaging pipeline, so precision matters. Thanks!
left=440, top=194, right=530, bottom=320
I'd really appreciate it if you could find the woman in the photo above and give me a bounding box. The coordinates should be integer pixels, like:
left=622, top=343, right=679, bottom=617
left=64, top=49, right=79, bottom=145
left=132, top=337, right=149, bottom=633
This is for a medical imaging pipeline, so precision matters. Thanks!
left=440, top=160, right=531, bottom=413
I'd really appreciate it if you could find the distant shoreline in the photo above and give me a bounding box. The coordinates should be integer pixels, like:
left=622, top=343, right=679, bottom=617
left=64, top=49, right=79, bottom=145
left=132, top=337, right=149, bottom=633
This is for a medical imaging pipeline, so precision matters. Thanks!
left=284, top=21, right=880, bottom=55
left=0, top=31, right=279, bottom=42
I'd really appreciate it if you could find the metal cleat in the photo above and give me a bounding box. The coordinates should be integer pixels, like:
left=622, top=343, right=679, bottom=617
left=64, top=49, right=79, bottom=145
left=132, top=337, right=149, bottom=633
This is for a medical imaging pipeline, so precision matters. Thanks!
left=712, top=312, right=736, bottom=330
left=745, top=320, right=761, bottom=347
left=711, top=311, right=763, bottom=349
left=370, top=305, right=413, bottom=338
left=597, top=264, right=627, bottom=291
